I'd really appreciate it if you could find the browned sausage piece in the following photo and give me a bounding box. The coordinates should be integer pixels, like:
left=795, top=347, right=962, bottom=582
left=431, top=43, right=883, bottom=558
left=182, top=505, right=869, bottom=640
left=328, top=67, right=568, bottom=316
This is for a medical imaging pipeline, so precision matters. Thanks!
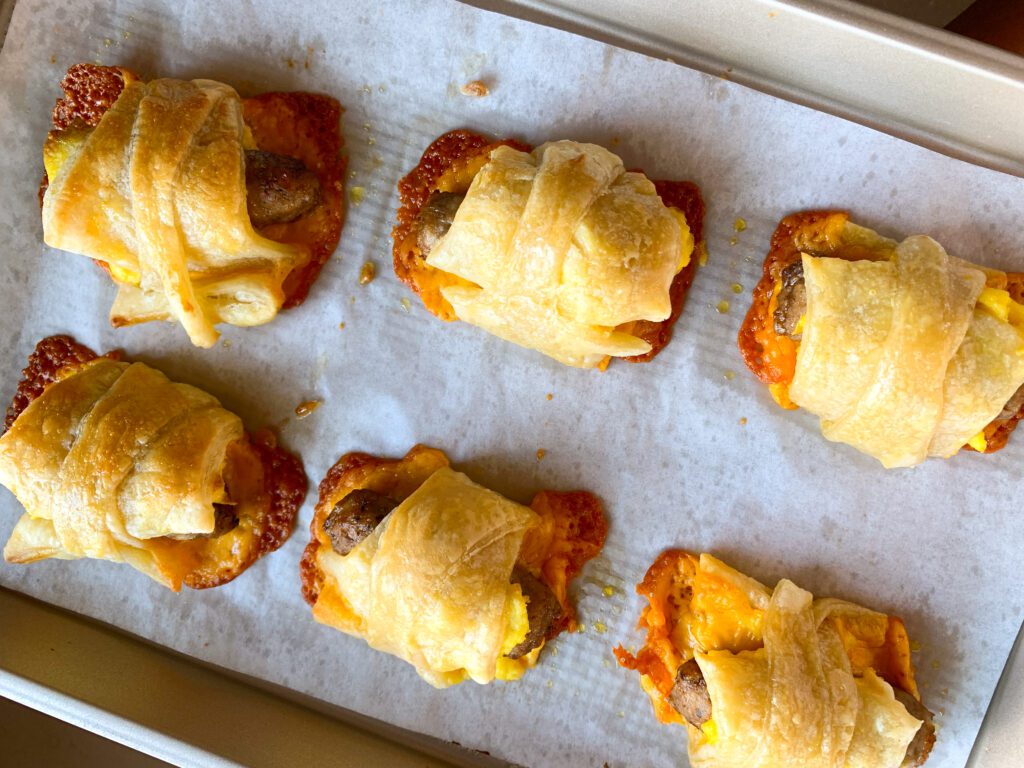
left=322, top=489, right=398, bottom=556
left=894, top=688, right=936, bottom=768
left=244, top=150, right=322, bottom=228
left=505, top=565, right=563, bottom=659
left=998, top=383, right=1024, bottom=421
left=773, top=260, right=806, bottom=339
left=415, top=191, right=464, bottom=257
left=668, top=658, right=713, bottom=727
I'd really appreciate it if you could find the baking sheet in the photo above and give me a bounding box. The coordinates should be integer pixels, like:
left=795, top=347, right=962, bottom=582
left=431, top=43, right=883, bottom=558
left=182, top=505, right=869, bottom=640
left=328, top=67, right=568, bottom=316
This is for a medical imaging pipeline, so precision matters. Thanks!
left=1, top=0, right=1022, bottom=766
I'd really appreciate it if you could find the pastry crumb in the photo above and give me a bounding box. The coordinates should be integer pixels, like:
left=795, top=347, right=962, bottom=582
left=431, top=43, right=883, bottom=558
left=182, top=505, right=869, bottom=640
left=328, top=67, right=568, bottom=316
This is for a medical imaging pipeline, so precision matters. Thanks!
left=358, top=261, right=376, bottom=285
left=294, top=400, right=321, bottom=418
left=724, top=370, right=736, bottom=381
left=221, top=338, right=232, bottom=348
left=602, top=585, right=616, bottom=597
left=739, top=417, right=747, bottom=425
left=546, top=393, right=553, bottom=401
left=731, top=283, right=743, bottom=294
left=460, top=79, right=490, bottom=97
left=536, top=448, right=547, bottom=461
left=734, top=217, right=747, bottom=232
left=400, top=297, right=412, bottom=312
left=716, top=300, right=730, bottom=314
left=338, top=322, right=346, bottom=330
left=349, top=186, right=365, bottom=206
left=593, top=621, right=608, bottom=634
left=729, top=236, right=738, bottom=246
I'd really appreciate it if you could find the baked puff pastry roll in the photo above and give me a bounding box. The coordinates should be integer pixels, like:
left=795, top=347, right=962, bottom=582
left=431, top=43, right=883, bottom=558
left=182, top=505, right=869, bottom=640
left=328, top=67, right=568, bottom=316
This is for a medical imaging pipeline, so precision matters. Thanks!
left=0, top=335, right=306, bottom=589
left=738, top=211, right=1024, bottom=467
left=616, top=552, right=935, bottom=768
left=300, top=445, right=607, bottom=687
left=393, top=130, right=705, bottom=368
left=41, top=64, right=345, bottom=347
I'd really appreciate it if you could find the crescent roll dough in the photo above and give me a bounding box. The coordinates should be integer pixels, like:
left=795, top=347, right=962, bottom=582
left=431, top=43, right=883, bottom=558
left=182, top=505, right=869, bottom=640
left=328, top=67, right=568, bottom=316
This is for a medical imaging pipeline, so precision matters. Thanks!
left=616, top=552, right=933, bottom=768
left=43, top=76, right=301, bottom=348
left=301, top=445, right=607, bottom=688
left=739, top=211, right=1024, bottom=466
left=395, top=132, right=701, bottom=369
left=0, top=336, right=306, bottom=590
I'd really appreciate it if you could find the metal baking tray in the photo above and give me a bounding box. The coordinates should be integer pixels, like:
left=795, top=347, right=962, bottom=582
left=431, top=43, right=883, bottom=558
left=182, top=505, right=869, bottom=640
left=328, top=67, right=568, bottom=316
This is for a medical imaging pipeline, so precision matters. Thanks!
left=1, top=0, right=1021, bottom=765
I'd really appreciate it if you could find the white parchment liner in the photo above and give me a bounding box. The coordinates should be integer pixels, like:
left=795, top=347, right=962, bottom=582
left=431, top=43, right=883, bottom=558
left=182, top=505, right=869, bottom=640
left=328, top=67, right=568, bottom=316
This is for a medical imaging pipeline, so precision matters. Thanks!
left=1, top=1, right=1022, bottom=765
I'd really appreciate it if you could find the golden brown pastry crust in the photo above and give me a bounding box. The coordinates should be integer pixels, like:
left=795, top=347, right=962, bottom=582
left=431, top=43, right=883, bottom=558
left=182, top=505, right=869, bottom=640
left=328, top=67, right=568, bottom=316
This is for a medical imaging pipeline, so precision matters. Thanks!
left=616, top=551, right=930, bottom=767
left=41, top=64, right=345, bottom=340
left=392, top=130, right=705, bottom=365
left=737, top=211, right=1024, bottom=454
left=1, top=335, right=306, bottom=590
left=301, top=445, right=606, bottom=640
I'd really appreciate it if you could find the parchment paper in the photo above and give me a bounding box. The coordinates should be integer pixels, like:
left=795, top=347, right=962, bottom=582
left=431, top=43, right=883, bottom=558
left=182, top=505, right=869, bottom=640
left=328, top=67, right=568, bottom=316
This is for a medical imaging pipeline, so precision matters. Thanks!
left=1, top=1, right=1022, bottom=766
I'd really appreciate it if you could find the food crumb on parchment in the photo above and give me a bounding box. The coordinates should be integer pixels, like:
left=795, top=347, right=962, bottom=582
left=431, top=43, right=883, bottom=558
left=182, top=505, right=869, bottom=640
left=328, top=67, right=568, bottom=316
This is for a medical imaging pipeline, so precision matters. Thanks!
left=739, top=417, right=747, bottom=426
left=536, top=448, right=547, bottom=461
left=221, top=338, right=232, bottom=348
left=546, top=392, right=553, bottom=401
left=734, top=217, right=747, bottom=232
left=716, top=300, right=730, bottom=314
left=460, top=79, right=490, bottom=97
left=602, top=585, right=616, bottom=597
left=910, top=640, right=922, bottom=651
left=698, top=243, right=709, bottom=266
left=358, top=261, right=376, bottom=285
left=400, top=297, right=412, bottom=312
left=294, top=400, right=321, bottom=418
left=724, top=370, right=736, bottom=381
left=349, top=186, right=365, bottom=206
left=729, top=236, right=738, bottom=246
left=731, top=283, right=743, bottom=294
left=338, top=322, right=346, bottom=330
left=593, top=621, right=608, bottom=634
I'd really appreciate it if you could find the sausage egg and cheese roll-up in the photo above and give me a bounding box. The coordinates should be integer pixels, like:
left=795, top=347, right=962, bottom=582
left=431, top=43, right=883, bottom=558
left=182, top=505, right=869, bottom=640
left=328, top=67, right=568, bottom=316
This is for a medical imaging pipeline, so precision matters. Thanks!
left=0, top=335, right=306, bottom=590
left=41, top=64, right=345, bottom=347
left=300, top=445, right=607, bottom=687
left=393, top=130, right=705, bottom=368
left=616, top=551, right=935, bottom=767
left=738, top=211, right=1024, bottom=467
